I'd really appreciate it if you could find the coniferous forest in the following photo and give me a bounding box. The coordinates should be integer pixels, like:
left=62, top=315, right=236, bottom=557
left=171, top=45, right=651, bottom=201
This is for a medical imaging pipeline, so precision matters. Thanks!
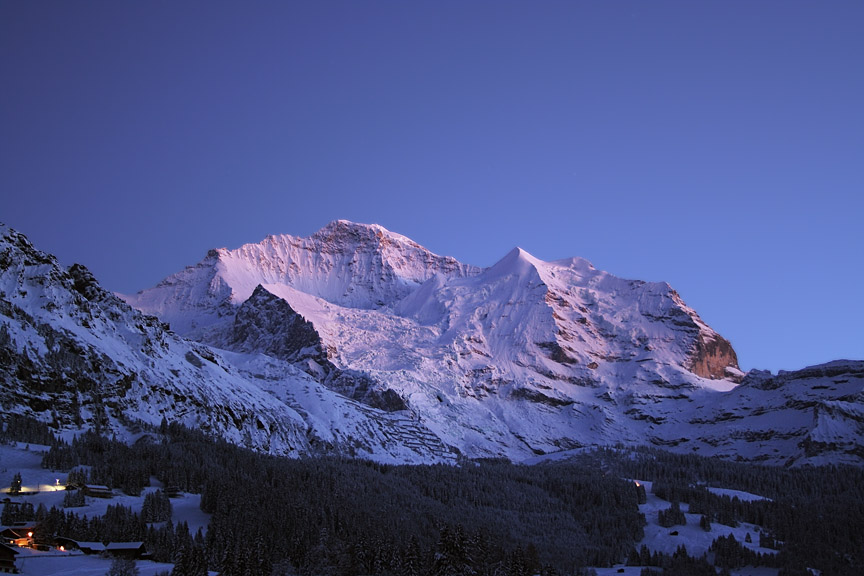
left=3, top=414, right=864, bottom=576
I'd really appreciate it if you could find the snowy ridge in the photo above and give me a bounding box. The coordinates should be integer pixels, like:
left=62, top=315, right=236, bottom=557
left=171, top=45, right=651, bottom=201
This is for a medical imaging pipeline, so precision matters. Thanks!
left=675, top=360, right=864, bottom=466
left=0, top=224, right=453, bottom=463
left=126, top=220, right=480, bottom=339
left=123, top=221, right=753, bottom=461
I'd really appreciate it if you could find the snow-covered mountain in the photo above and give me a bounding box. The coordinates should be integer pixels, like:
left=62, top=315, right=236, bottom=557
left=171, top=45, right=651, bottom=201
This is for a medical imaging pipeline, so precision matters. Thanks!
left=0, top=223, right=453, bottom=463
left=121, top=219, right=864, bottom=465
left=124, top=221, right=742, bottom=457
left=675, top=360, right=864, bottom=466
left=4, top=220, right=862, bottom=466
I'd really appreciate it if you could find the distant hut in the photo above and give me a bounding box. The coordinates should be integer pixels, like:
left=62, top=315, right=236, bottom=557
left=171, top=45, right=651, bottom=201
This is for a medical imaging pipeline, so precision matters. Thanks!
left=82, top=484, right=113, bottom=498
left=74, top=541, right=107, bottom=555
left=163, top=485, right=183, bottom=498
left=53, top=536, right=81, bottom=552
left=106, top=542, right=147, bottom=559
left=54, top=538, right=147, bottom=559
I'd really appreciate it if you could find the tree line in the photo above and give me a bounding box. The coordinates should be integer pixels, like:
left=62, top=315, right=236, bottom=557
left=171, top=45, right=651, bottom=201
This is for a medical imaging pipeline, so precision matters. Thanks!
left=32, top=417, right=644, bottom=575
left=5, top=415, right=864, bottom=575
left=597, top=446, right=864, bottom=575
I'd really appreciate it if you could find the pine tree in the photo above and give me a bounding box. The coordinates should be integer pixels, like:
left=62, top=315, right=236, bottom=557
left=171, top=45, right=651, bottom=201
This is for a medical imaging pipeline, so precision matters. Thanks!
left=10, top=472, right=22, bottom=495
left=400, top=535, right=423, bottom=576
left=106, top=557, right=140, bottom=576
left=658, top=501, right=686, bottom=528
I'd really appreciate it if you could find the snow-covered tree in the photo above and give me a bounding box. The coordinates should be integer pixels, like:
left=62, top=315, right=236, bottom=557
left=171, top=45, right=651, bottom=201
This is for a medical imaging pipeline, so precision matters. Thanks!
left=106, top=557, right=139, bottom=576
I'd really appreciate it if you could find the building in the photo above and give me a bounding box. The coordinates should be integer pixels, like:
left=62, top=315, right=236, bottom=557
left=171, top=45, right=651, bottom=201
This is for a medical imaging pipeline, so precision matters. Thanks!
left=81, top=484, right=113, bottom=498
left=163, top=485, right=183, bottom=498
left=53, top=536, right=83, bottom=552
left=54, top=537, right=147, bottom=559
left=0, top=543, right=18, bottom=573
left=0, top=524, right=34, bottom=548
left=105, top=542, right=147, bottom=559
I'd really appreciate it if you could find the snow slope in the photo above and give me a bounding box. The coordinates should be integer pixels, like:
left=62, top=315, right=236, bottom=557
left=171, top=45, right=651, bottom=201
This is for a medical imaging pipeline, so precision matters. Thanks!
left=0, top=224, right=452, bottom=463
left=675, top=360, right=864, bottom=466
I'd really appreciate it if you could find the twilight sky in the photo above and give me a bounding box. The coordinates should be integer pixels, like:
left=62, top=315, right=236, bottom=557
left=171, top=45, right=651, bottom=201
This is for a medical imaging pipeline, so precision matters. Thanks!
left=1, top=1, right=862, bottom=372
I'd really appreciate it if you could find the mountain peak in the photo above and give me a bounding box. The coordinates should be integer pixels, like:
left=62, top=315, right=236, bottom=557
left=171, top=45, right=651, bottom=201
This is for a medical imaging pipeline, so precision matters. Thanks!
left=125, top=221, right=481, bottom=326
left=486, top=246, right=546, bottom=280
left=312, top=220, right=413, bottom=247
left=320, top=219, right=386, bottom=234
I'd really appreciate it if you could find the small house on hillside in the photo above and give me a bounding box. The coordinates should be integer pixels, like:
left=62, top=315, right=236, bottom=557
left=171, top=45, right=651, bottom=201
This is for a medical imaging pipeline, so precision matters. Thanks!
left=55, top=538, right=105, bottom=554
left=53, top=536, right=81, bottom=552
left=106, top=542, right=147, bottom=559
left=0, top=543, right=18, bottom=573
left=163, top=485, right=182, bottom=498
left=1, top=525, right=34, bottom=547
left=82, top=484, right=113, bottom=498
left=54, top=537, right=147, bottom=559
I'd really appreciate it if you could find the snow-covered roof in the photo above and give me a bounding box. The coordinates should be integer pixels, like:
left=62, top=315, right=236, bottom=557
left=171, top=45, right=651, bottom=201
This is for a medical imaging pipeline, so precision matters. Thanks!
left=76, top=542, right=106, bottom=551
left=105, top=542, right=144, bottom=550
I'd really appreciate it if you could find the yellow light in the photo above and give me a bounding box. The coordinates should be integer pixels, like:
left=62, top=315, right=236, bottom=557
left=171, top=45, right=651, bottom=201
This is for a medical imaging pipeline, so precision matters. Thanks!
left=59, top=546, right=65, bottom=551
left=27, top=532, right=33, bottom=538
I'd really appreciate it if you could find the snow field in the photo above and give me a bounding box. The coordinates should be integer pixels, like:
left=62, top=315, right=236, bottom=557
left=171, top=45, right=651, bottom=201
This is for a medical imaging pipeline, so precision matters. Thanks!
left=635, top=480, right=776, bottom=558
left=590, top=480, right=779, bottom=576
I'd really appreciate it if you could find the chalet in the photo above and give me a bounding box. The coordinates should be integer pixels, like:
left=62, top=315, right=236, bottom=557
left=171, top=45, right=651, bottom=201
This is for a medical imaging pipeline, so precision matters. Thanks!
left=0, top=525, right=34, bottom=547
left=53, top=536, right=81, bottom=552
left=0, top=543, right=18, bottom=573
left=164, top=485, right=183, bottom=498
left=54, top=538, right=147, bottom=559
left=82, top=484, right=113, bottom=498
left=106, top=541, right=147, bottom=559
left=75, top=541, right=106, bottom=555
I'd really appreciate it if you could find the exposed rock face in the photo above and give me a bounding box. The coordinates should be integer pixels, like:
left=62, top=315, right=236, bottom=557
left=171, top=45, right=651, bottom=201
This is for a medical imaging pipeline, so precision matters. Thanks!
left=0, top=224, right=316, bottom=454
left=218, top=284, right=407, bottom=411
left=223, top=285, right=332, bottom=372
left=688, top=332, right=740, bottom=381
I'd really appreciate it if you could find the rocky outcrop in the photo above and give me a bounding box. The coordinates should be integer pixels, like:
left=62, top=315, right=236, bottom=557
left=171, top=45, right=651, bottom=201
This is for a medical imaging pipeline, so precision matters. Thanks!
left=688, top=332, right=740, bottom=381
left=222, top=285, right=333, bottom=374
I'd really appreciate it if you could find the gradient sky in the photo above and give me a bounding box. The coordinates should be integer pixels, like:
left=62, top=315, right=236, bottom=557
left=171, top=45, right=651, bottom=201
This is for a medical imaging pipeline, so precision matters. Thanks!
left=2, top=1, right=862, bottom=372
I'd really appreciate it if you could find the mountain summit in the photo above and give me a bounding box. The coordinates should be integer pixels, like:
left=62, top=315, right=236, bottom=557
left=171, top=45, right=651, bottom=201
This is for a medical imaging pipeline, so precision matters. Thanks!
left=126, top=220, right=479, bottom=339
left=124, top=221, right=743, bottom=459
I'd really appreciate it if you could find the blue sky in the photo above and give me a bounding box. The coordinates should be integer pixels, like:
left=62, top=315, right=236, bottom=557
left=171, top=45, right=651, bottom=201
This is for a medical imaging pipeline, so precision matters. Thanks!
left=2, top=1, right=862, bottom=372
